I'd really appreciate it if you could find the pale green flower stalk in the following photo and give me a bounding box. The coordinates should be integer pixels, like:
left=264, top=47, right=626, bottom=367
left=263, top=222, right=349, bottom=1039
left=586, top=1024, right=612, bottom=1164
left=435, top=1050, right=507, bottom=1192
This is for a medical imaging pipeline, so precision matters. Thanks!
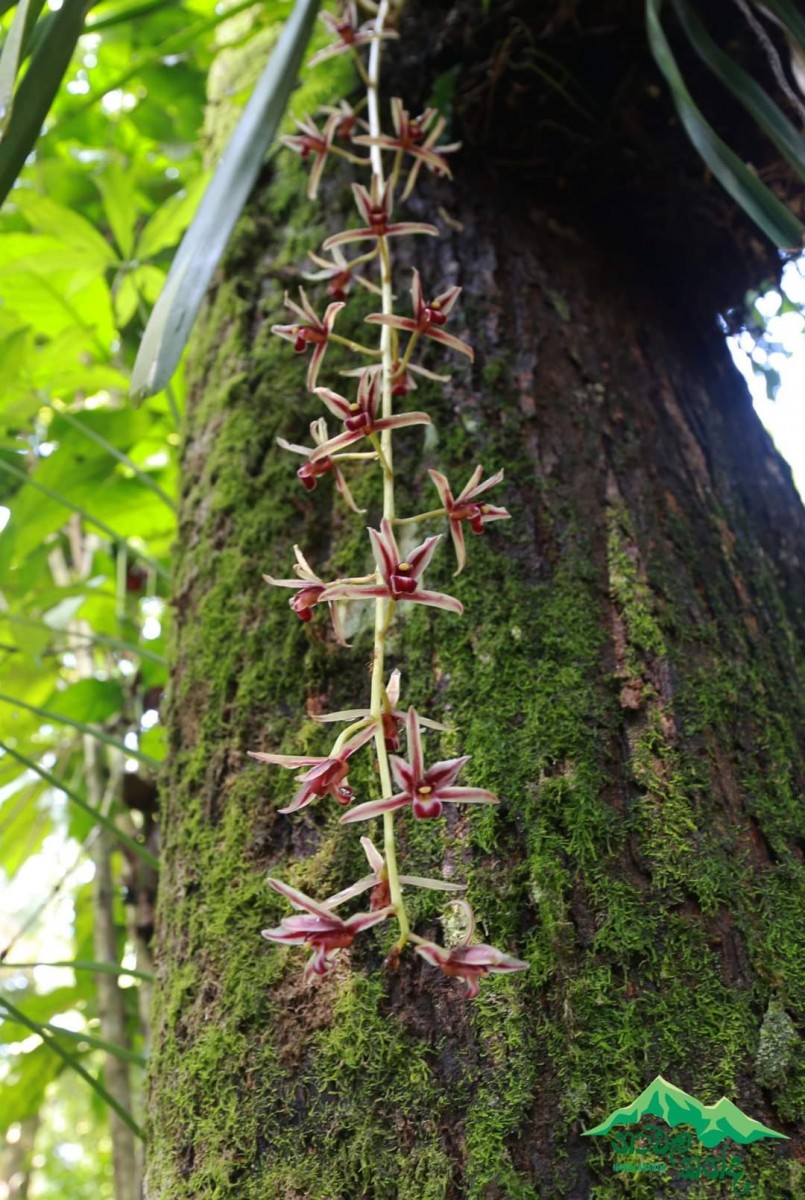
left=256, top=0, right=528, bottom=997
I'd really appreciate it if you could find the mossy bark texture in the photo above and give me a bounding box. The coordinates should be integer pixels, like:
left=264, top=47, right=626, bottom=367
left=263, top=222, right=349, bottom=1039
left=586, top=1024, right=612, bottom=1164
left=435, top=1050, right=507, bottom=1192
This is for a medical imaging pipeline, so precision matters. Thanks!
left=146, top=8, right=805, bottom=1199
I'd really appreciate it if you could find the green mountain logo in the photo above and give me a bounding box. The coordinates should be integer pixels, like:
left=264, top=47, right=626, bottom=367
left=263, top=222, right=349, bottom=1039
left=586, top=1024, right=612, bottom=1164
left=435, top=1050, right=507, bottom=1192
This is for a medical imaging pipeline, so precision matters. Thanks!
left=583, top=1076, right=788, bottom=1148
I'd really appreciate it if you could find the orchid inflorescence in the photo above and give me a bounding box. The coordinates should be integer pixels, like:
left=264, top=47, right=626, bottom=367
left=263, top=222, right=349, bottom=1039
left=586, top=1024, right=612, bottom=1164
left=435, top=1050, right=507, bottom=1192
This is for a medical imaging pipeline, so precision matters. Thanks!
left=254, top=0, right=528, bottom=998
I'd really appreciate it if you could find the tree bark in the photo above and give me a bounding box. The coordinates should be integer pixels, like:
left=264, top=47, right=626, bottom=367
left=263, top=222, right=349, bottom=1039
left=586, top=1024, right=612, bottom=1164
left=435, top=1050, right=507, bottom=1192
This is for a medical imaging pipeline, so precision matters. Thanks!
left=145, top=4, right=805, bottom=1197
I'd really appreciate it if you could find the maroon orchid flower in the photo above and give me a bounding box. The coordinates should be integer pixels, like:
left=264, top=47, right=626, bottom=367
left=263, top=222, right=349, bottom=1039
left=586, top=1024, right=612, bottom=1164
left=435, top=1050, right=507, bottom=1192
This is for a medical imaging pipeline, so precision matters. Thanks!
left=354, top=98, right=460, bottom=199
left=318, top=99, right=368, bottom=142
left=324, top=836, right=466, bottom=912
left=311, top=370, right=431, bottom=461
left=308, top=2, right=398, bottom=69
left=415, top=904, right=529, bottom=998
left=428, top=466, right=511, bottom=574
left=340, top=358, right=451, bottom=398
left=366, top=268, right=474, bottom=361
left=341, top=707, right=498, bottom=823
left=322, top=179, right=438, bottom=251
left=271, top=289, right=345, bottom=392
left=277, top=418, right=365, bottom=513
left=281, top=113, right=339, bottom=200
left=261, top=878, right=390, bottom=979
left=314, top=669, right=447, bottom=753
left=249, top=721, right=377, bottom=814
left=262, top=545, right=350, bottom=645
left=305, top=245, right=381, bottom=301
left=322, top=519, right=463, bottom=615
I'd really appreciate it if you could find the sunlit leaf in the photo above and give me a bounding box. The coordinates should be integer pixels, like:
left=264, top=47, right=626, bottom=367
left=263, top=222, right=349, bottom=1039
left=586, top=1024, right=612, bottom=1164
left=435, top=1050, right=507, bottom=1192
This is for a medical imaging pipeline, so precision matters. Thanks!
left=131, top=0, right=320, bottom=397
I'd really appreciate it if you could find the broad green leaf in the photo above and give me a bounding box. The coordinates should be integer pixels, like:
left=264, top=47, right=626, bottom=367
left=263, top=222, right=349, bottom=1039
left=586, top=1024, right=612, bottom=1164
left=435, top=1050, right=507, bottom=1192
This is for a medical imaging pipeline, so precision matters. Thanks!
left=44, top=678, right=125, bottom=724
left=0, top=987, right=86, bottom=1043
left=0, top=611, right=167, bottom=665
left=0, top=780, right=50, bottom=876
left=94, top=160, right=138, bottom=258
left=13, top=191, right=118, bottom=267
left=0, top=695, right=159, bottom=767
left=671, top=0, right=805, bottom=183
left=646, top=0, right=805, bottom=249
left=135, top=171, right=210, bottom=259
left=0, top=739, right=160, bottom=864
left=0, top=453, right=170, bottom=579
left=131, top=0, right=320, bottom=397
left=0, top=995, right=144, bottom=1140
left=48, top=407, right=176, bottom=510
left=0, top=0, right=93, bottom=210
left=0, top=1042, right=59, bottom=1131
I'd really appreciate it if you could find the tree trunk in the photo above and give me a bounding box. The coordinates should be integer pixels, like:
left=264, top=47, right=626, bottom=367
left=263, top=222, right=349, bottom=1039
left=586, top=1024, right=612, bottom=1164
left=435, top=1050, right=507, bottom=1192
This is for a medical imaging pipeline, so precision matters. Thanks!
left=145, top=4, right=805, bottom=1197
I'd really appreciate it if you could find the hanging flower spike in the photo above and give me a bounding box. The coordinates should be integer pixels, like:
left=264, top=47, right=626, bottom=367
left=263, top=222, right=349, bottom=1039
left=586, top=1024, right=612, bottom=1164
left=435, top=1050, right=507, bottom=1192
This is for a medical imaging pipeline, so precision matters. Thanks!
left=308, top=2, right=399, bottom=69
left=311, top=370, right=431, bottom=461
left=428, top=467, right=511, bottom=574
left=262, top=877, right=391, bottom=979
left=415, top=904, right=529, bottom=998
left=354, top=98, right=461, bottom=199
left=305, top=245, right=382, bottom=301
left=262, top=545, right=349, bottom=645
left=249, top=721, right=377, bottom=813
left=341, top=706, right=498, bottom=823
left=340, top=358, right=451, bottom=398
left=313, top=668, right=447, bottom=752
left=322, top=179, right=439, bottom=251
left=324, top=836, right=467, bottom=910
left=321, top=519, right=463, bottom=615
left=281, top=112, right=339, bottom=200
left=277, top=418, right=366, bottom=513
left=271, top=289, right=345, bottom=392
left=366, top=268, right=474, bottom=361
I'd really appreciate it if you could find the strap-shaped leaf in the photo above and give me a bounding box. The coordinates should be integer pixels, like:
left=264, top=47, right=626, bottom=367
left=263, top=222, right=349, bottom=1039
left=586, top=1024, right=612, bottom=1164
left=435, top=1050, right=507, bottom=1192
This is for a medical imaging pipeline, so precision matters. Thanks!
left=131, top=0, right=320, bottom=399
left=0, top=960, right=154, bottom=983
left=0, top=738, right=160, bottom=865
left=671, top=0, right=805, bottom=183
left=646, top=0, right=804, bottom=249
left=0, top=0, right=40, bottom=139
left=0, top=694, right=160, bottom=767
left=758, top=0, right=805, bottom=48
left=0, top=0, right=91, bottom=209
left=0, top=455, right=169, bottom=580
left=0, top=611, right=166, bottom=665
left=0, top=995, right=144, bottom=1140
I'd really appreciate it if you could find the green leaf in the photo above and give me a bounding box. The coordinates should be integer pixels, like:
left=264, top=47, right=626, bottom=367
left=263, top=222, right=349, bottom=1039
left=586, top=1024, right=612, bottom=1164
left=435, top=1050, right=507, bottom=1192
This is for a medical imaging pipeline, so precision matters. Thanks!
left=0, top=0, right=38, bottom=139
left=44, top=678, right=125, bottom=724
left=0, top=995, right=144, bottom=1140
left=13, top=191, right=118, bottom=267
left=0, top=689, right=160, bottom=765
left=134, top=171, right=210, bottom=259
left=0, top=960, right=154, bottom=983
left=131, top=0, right=321, bottom=397
left=94, top=160, right=138, bottom=258
left=0, top=1042, right=59, bottom=1131
left=0, top=739, right=159, bottom=866
left=758, top=0, right=805, bottom=49
left=646, top=0, right=805, bottom=249
left=0, top=0, right=92, bottom=209
left=0, top=453, right=170, bottom=580
left=670, top=0, right=805, bottom=183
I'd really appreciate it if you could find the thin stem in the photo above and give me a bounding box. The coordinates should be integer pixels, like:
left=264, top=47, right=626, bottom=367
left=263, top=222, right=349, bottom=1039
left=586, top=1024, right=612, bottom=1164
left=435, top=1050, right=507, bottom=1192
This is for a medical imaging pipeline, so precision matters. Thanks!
left=392, top=508, right=447, bottom=525
left=394, top=330, right=421, bottom=380
left=329, top=332, right=382, bottom=356
left=365, top=0, right=409, bottom=951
